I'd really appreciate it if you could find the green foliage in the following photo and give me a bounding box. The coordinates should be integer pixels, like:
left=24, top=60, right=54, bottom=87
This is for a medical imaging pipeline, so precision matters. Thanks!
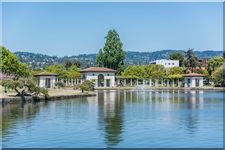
left=96, top=29, right=126, bottom=71
left=169, top=52, right=185, bottom=66
left=185, top=48, right=199, bottom=71
left=79, top=80, right=95, bottom=92
left=45, top=64, right=66, bottom=79
left=144, top=64, right=166, bottom=79
left=167, top=67, right=184, bottom=75
left=1, top=78, right=49, bottom=97
left=212, top=68, right=225, bottom=87
left=166, top=67, right=184, bottom=79
left=40, top=88, right=49, bottom=97
left=122, top=64, right=166, bottom=79
left=31, top=68, right=43, bottom=76
left=194, top=68, right=208, bottom=75
left=207, top=56, right=225, bottom=76
left=55, top=81, right=65, bottom=88
left=65, top=65, right=80, bottom=78
left=122, top=65, right=145, bottom=78
left=0, top=46, right=30, bottom=79
left=64, top=60, right=81, bottom=69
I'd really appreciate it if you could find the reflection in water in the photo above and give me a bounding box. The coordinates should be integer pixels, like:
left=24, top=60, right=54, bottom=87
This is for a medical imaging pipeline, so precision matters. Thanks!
left=97, top=91, right=124, bottom=147
left=1, top=90, right=223, bottom=148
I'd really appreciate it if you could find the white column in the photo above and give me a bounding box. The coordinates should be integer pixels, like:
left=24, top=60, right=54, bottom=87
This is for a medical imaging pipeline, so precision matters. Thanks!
left=104, top=79, right=106, bottom=87
left=143, top=79, right=145, bottom=85
left=199, top=78, right=204, bottom=87
left=172, top=79, right=174, bottom=87
left=66, top=79, right=68, bottom=86
left=184, top=78, right=188, bottom=87
left=155, top=79, right=158, bottom=87
left=95, top=79, right=98, bottom=87
left=137, top=79, right=138, bottom=85
left=124, top=79, right=126, bottom=86
left=130, top=79, right=133, bottom=86
left=191, top=78, right=196, bottom=88
left=149, top=79, right=152, bottom=87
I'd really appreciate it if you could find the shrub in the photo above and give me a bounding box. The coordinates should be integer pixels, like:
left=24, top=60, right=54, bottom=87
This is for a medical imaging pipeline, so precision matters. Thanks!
left=79, top=80, right=95, bottom=93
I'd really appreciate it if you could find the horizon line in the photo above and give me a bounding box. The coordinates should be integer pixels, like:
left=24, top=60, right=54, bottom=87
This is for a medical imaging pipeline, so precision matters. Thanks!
left=13, top=49, right=223, bottom=57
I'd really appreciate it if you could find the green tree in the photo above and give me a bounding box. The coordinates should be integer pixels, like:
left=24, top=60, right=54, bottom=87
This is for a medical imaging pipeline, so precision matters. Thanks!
left=96, top=29, right=126, bottom=71
left=2, top=78, right=48, bottom=98
left=45, top=64, right=66, bottom=79
left=122, top=65, right=145, bottom=78
left=185, top=48, right=199, bottom=72
left=144, top=64, right=166, bottom=80
left=207, top=56, right=225, bottom=76
left=212, top=68, right=225, bottom=87
left=64, top=60, right=81, bottom=69
left=169, top=52, right=185, bottom=67
left=79, top=80, right=94, bottom=93
left=0, top=46, right=30, bottom=79
left=167, top=66, right=184, bottom=79
left=0, top=46, right=44, bottom=98
left=65, top=65, right=80, bottom=78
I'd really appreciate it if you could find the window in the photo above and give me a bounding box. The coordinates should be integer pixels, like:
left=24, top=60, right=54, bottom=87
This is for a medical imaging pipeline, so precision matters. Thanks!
left=172, top=63, right=174, bottom=65
left=92, top=74, right=95, bottom=76
left=107, top=74, right=109, bottom=76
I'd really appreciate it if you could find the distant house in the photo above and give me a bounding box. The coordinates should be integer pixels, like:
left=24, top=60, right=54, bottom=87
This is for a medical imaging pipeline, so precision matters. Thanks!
left=150, top=59, right=179, bottom=68
left=80, top=67, right=116, bottom=88
left=34, top=72, right=57, bottom=88
left=183, top=73, right=206, bottom=88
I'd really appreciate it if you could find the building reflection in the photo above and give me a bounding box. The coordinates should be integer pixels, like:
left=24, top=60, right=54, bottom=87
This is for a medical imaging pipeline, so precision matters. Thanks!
left=181, top=90, right=204, bottom=134
left=97, top=90, right=124, bottom=148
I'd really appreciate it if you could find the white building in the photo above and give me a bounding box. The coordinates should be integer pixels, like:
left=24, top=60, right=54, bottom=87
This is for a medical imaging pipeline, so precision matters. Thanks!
left=183, top=73, right=205, bottom=88
left=34, top=72, right=57, bottom=88
left=80, top=67, right=116, bottom=88
left=150, top=59, right=179, bottom=68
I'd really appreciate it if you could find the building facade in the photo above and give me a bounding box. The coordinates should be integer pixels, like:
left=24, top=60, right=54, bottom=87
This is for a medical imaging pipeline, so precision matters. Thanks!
left=183, top=73, right=205, bottom=88
left=150, top=59, right=179, bottom=68
left=80, top=67, right=116, bottom=88
left=34, top=72, right=57, bottom=88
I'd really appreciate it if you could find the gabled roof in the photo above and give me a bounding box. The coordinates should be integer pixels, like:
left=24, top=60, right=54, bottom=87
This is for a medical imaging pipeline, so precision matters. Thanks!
left=80, top=67, right=116, bottom=72
left=34, top=72, right=57, bottom=76
left=183, top=73, right=206, bottom=77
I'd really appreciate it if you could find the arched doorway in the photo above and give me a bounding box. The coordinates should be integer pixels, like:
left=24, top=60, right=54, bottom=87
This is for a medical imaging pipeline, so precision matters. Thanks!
left=98, top=74, right=104, bottom=87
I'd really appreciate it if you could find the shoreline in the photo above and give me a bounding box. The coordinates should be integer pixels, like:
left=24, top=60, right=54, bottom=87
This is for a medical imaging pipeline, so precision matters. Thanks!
left=95, top=86, right=225, bottom=91
left=1, top=92, right=96, bottom=104
left=1, top=86, right=224, bottom=104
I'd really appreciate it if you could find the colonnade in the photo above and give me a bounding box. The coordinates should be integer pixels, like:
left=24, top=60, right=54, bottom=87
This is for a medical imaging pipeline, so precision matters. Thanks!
left=116, top=78, right=183, bottom=87
left=56, top=78, right=84, bottom=87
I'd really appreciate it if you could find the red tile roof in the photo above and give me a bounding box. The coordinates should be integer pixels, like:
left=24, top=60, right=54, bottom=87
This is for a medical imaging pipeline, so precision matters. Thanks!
left=183, top=73, right=206, bottom=77
left=34, top=72, right=57, bottom=76
left=80, top=67, right=116, bottom=72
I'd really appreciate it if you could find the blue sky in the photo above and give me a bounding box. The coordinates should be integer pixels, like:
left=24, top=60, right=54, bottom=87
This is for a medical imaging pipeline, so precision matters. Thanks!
left=2, top=2, right=223, bottom=56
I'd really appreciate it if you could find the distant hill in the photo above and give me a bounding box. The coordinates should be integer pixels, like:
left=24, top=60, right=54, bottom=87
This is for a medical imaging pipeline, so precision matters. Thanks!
left=14, top=50, right=223, bottom=69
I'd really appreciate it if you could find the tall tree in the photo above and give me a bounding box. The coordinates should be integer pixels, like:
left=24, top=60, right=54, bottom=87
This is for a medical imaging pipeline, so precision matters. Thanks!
left=96, top=29, right=126, bottom=71
left=169, top=52, right=185, bottom=67
left=207, top=56, right=225, bottom=76
left=185, top=48, right=199, bottom=72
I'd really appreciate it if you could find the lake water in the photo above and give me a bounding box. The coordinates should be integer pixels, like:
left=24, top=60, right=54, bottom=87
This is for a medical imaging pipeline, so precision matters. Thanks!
left=1, top=90, right=224, bottom=148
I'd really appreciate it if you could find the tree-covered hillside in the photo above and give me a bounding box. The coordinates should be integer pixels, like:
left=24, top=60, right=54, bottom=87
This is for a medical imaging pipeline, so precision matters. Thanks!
left=14, top=50, right=223, bottom=70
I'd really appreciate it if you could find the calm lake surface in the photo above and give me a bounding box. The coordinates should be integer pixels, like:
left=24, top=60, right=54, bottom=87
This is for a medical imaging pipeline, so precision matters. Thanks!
left=1, top=90, right=224, bottom=148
